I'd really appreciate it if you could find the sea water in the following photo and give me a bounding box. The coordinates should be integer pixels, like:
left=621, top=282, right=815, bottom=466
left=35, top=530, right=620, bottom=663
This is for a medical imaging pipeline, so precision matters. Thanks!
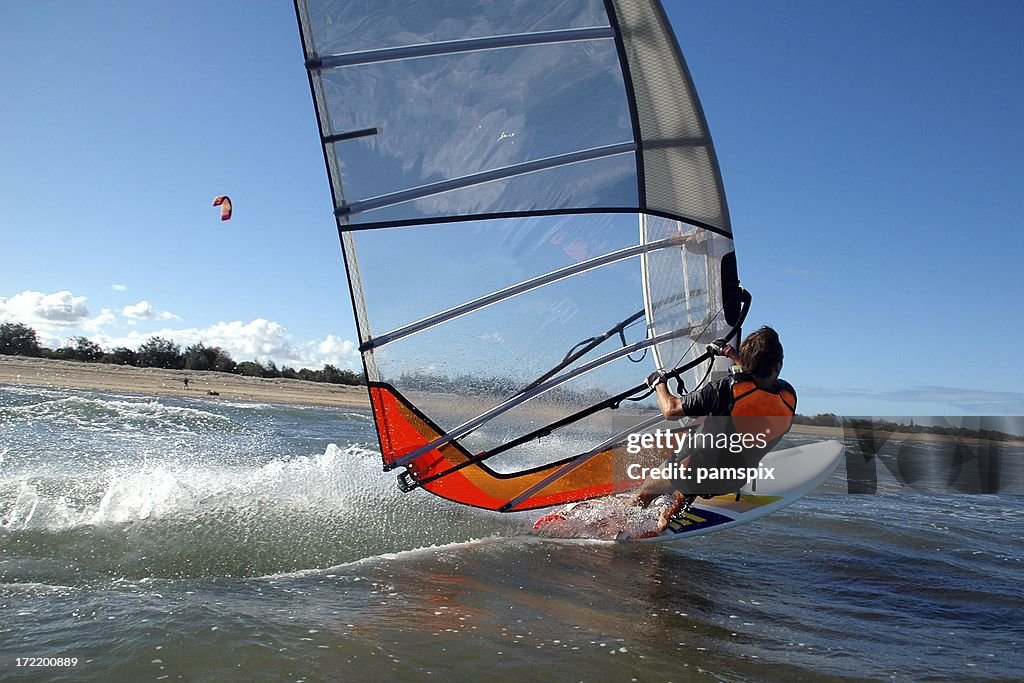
left=1, top=383, right=1021, bottom=681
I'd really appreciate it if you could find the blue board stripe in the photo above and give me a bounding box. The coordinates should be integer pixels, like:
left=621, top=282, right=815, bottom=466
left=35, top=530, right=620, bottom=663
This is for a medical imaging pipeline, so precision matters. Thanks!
left=663, top=507, right=737, bottom=536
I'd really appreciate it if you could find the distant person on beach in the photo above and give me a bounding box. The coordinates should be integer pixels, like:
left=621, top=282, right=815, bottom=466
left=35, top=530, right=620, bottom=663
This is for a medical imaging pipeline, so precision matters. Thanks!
left=632, top=326, right=797, bottom=530
left=183, top=377, right=189, bottom=390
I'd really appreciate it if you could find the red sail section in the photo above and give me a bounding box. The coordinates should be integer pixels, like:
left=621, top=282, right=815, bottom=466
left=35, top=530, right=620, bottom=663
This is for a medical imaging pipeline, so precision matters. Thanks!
left=368, top=384, right=665, bottom=512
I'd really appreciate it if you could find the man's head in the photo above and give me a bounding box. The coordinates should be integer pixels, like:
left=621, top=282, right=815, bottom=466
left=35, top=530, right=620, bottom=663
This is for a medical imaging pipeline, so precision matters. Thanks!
left=738, top=326, right=784, bottom=381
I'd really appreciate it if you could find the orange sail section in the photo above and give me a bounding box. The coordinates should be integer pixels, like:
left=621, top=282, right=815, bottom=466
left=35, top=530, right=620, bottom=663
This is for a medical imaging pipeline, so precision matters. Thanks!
left=368, top=383, right=668, bottom=512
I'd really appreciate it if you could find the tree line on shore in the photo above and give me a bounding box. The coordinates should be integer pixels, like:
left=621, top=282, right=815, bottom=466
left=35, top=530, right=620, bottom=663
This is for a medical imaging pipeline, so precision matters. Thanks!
left=4, top=322, right=1020, bottom=440
left=0, top=321, right=365, bottom=386
left=793, top=412, right=1021, bottom=442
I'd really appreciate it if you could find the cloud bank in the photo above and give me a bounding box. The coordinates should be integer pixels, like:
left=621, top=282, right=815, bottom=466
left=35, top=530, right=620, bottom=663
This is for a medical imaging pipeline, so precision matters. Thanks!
left=1, top=289, right=358, bottom=370
left=0, top=290, right=89, bottom=325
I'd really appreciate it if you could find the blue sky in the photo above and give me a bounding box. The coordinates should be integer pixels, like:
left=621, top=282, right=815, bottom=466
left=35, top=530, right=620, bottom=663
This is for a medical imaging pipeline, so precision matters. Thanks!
left=2, top=1, right=1021, bottom=416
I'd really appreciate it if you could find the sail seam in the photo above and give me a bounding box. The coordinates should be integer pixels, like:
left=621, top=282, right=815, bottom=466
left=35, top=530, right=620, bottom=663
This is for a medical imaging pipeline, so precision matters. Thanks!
left=338, top=207, right=734, bottom=239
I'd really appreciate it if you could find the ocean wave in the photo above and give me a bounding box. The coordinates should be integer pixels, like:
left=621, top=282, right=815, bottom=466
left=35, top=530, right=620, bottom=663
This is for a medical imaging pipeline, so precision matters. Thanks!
left=336, top=410, right=373, bottom=422
left=0, top=394, right=244, bottom=434
left=0, top=581, right=76, bottom=595
left=1, top=444, right=373, bottom=530
left=262, top=534, right=517, bottom=579
left=0, top=443, right=518, bottom=580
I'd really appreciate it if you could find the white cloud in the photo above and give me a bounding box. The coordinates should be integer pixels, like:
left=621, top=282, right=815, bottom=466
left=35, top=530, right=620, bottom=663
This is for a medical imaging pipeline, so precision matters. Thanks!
left=82, top=309, right=117, bottom=334
left=97, top=319, right=360, bottom=371
left=314, top=334, right=357, bottom=363
left=0, top=290, right=89, bottom=324
left=196, top=319, right=291, bottom=358
left=2, top=288, right=359, bottom=372
left=0, top=290, right=95, bottom=347
left=112, top=284, right=127, bottom=291
left=122, top=300, right=179, bottom=321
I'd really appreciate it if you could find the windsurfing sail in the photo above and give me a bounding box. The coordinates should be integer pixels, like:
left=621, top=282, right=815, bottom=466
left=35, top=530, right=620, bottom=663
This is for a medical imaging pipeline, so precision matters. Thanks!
left=294, top=0, right=747, bottom=511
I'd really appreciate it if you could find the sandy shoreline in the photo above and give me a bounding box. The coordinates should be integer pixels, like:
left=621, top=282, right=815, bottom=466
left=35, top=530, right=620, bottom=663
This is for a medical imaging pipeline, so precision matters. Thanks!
left=789, top=422, right=1024, bottom=446
left=0, top=356, right=370, bottom=409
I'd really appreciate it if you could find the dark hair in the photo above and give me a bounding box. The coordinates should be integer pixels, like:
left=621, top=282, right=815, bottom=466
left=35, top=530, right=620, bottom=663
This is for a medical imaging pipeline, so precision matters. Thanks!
left=738, top=326, right=784, bottom=378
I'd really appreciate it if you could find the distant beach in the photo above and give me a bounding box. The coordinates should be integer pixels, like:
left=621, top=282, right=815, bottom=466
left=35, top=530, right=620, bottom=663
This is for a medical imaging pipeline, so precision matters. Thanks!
left=0, top=356, right=369, bottom=409
left=793, top=420, right=1024, bottom=446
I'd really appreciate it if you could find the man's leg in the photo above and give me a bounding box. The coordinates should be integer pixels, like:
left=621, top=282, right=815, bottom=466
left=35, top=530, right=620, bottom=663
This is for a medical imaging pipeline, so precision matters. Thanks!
left=631, top=480, right=675, bottom=508
left=631, top=454, right=692, bottom=508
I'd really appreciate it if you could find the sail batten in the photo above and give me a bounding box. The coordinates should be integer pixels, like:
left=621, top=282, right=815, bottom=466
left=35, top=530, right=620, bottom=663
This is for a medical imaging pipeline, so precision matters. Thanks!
left=307, top=26, right=616, bottom=70
left=361, top=234, right=687, bottom=352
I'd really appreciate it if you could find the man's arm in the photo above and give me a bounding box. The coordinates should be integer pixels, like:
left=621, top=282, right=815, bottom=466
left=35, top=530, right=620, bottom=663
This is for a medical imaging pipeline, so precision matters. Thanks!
left=654, top=382, right=683, bottom=418
left=651, top=377, right=729, bottom=419
left=647, top=341, right=736, bottom=419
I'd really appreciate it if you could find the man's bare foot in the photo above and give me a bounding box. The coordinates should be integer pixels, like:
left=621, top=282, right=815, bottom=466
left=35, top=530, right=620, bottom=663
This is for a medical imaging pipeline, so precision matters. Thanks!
left=657, top=492, right=686, bottom=531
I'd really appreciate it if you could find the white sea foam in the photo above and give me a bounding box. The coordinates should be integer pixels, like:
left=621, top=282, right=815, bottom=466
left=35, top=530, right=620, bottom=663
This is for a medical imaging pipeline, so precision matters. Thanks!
left=1, top=444, right=394, bottom=532
left=1, top=394, right=241, bottom=434
left=262, top=534, right=516, bottom=579
left=1, top=387, right=521, bottom=571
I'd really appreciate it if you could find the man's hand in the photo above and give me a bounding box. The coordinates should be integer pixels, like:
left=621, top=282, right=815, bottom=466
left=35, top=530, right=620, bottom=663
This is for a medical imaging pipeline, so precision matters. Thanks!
left=646, top=370, right=667, bottom=388
left=706, top=338, right=734, bottom=359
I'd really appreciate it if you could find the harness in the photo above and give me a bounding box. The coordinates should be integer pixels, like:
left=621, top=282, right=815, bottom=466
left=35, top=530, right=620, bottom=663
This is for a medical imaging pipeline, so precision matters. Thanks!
left=672, top=373, right=798, bottom=518
left=729, top=372, right=797, bottom=450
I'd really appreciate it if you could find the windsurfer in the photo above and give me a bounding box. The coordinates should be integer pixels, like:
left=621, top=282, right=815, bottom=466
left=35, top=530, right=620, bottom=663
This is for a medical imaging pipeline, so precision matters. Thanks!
left=631, top=326, right=797, bottom=530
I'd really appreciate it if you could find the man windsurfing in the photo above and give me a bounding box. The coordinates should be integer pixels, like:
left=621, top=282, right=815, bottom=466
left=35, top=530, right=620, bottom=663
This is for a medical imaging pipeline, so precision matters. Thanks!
left=633, top=326, right=797, bottom=530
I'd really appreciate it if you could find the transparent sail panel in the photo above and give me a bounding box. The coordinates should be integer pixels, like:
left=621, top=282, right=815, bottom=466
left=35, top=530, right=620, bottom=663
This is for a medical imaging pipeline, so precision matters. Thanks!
left=345, top=154, right=637, bottom=227
left=315, top=41, right=631, bottom=222
left=425, top=359, right=667, bottom=475
left=352, top=213, right=643, bottom=340
left=345, top=209, right=735, bottom=479
left=642, top=214, right=733, bottom=391
left=300, top=0, right=609, bottom=56
left=299, top=0, right=735, bottom=232
left=368, top=254, right=647, bottom=392
left=382, top=346, right=664, bottom=474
